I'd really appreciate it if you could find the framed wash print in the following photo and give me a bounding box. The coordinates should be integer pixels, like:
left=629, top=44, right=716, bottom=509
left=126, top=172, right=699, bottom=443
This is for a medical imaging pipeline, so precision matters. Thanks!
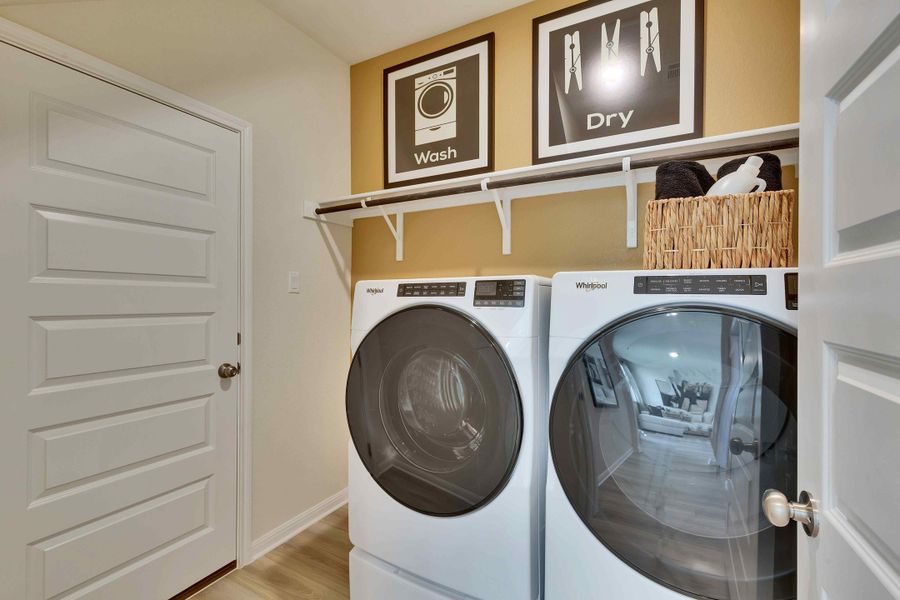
left=384, top=34, right=493, bottom=187
left=533, top=0, right=703, bottom=163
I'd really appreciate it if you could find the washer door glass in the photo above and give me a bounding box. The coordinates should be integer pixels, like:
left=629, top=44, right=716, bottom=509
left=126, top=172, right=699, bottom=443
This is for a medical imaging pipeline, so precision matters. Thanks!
left=347, top=305, right=522, bottom=516
left=550, top=307, right=797, bottom=599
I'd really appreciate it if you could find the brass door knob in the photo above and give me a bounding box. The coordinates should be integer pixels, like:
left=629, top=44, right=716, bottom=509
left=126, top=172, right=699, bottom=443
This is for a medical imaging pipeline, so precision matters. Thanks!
left=218, top=362, right=241, bottom=379
left=762, top=489, right=819, bottom=537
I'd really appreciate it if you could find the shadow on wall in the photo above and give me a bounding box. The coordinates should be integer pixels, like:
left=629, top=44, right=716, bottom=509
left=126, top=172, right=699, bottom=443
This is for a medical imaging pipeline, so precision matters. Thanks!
left=350, top=165, right=797, bottom=288
left=351, top=184, right=650, bottom=285
left=317, top=221, right=353, bottom=296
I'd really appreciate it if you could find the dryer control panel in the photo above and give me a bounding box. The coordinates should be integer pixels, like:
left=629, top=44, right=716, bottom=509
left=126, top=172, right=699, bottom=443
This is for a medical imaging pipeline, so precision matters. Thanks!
left=633, top=274, right=768, bottom=295
left=398, top=281, right=466, bottom=297
left=474, top=279, right=526, bottom=307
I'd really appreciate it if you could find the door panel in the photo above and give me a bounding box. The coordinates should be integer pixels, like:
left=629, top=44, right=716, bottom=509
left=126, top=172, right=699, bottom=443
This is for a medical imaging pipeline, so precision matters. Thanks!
left=31, top=480, right=210, bottom=600
left=831, top=358, right=900, bottom=566
left=799, top=1, right=900, bottom=597
left=833, top=55, right=900, bottom=247
left=34, top=314, right=210, bottom=385
left=33, top=207, right=212, bottom=281
left=30, top=396, right=211, bottom=500
left=41, top=102, right=213, bottom=197
left=0, top=41, right=240, bottom=600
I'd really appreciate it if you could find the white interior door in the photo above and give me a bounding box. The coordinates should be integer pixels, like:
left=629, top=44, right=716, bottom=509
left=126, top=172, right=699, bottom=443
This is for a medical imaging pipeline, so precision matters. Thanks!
left=797, top=1, right=900, bottom=598
left=0, top=40, right=240, bottom=599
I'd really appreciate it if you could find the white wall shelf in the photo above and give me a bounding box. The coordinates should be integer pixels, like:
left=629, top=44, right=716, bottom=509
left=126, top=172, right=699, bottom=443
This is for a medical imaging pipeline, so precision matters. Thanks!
left=304, top=123, right=799, bottom=261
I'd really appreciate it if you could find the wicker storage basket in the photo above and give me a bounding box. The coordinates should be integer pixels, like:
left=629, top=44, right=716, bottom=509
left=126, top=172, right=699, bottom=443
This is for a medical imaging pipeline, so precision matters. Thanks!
left=643, top=190, right=795, bottom=270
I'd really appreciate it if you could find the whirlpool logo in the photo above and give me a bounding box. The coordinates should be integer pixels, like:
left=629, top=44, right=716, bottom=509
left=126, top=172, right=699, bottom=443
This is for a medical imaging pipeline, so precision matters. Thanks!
left=575, top=281, right=607, bottom=291
left=366, top=287, right=384, bottom=295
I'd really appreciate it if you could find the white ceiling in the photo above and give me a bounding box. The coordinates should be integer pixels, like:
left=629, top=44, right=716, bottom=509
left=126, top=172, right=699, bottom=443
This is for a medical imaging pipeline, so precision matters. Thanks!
left=257, top=0, right=532, bottom=63
left=0, top=0, right=532, bottom=64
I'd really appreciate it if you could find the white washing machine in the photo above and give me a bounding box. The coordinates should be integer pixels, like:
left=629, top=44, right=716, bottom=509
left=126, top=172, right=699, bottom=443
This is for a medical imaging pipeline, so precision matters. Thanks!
left=545, top=269, right=799, bottom=600
left=347, top=276, right=550, bottom=600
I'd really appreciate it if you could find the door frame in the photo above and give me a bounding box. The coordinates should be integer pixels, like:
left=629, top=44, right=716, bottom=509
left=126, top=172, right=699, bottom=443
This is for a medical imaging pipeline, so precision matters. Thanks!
left=0, top=18, right=256, bottom=567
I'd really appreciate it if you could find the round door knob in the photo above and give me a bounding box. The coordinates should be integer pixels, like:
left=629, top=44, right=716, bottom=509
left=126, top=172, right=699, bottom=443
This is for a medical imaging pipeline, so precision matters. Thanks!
left=763, top=489, right=819, bottom=537
left=218, top=362, right=241, bottom=379
left=762, top=489, right=792, bottom=527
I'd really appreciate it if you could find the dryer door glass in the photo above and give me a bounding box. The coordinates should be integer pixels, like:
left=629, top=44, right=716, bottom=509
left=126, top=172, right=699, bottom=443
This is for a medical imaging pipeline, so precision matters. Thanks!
left=550, top=307, right=797, bottom=599
left=347, top=305, right=522, bottom=516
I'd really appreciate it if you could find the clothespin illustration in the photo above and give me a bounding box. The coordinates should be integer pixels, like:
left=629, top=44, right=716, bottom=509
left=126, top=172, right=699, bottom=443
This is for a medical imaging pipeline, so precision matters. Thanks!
left=600, top=19, right=620, bottom=70
left=564, top=31, right=582, bottom=93
left=640, top=7, right=661, bottom=76
left=599, top=19, right=621, bottom=85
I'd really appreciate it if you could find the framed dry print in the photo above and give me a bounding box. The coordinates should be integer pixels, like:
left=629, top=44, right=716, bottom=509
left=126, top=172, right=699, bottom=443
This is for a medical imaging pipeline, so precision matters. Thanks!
left=533, top=0, right=703, bottom=163
left=384, top=34, right=494, bottom=187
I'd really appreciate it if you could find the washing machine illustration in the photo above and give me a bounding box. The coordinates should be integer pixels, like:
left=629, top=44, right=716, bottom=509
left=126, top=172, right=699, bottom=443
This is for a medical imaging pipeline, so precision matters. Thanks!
left=414, top=66, right=456, bottom=146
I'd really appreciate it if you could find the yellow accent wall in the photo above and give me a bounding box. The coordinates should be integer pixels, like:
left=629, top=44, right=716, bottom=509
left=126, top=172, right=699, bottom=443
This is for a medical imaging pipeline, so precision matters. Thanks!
left=351, top=0, right=799, bottom=284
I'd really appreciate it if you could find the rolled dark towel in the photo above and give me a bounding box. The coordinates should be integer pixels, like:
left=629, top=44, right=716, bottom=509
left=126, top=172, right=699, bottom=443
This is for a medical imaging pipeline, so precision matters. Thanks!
left=654, top=161, right=715, bottom=200
left=716, top=153, right=782, bottom=191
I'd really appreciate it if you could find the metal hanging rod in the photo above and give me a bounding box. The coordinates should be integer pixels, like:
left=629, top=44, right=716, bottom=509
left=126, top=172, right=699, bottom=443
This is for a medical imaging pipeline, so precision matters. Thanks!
left=315, top=137, right=799, bottom=216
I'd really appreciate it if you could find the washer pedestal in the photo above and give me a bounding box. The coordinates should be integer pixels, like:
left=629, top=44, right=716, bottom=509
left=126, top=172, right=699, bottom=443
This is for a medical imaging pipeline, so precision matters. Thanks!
left=350, top=548, right=472, bottom=600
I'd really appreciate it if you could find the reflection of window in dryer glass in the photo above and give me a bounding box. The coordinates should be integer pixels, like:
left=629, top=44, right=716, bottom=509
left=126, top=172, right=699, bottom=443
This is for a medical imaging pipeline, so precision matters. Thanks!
left=414, top=66, right=457, bottom=146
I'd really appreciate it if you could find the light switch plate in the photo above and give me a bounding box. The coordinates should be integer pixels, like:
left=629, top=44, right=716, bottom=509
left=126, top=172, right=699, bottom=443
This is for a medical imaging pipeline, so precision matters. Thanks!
left=288, top=271, right=300, bottom=293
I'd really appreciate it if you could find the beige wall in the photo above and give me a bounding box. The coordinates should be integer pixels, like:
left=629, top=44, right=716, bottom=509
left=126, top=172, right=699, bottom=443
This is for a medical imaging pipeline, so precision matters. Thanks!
left=0, top=0, right=353, bottom=541
left=350, top=0, right=800, bottom=283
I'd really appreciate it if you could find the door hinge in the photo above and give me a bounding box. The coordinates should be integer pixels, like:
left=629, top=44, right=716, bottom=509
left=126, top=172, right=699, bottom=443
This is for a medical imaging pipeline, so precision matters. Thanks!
left=237, top=332, right=241, bottom=346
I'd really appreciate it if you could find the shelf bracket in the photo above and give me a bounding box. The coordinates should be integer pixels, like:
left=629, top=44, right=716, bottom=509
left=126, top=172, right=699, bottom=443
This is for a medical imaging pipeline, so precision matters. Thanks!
left=365, top=197, right=404, bottom=262
left=623, top=157, right=638, bottom=248
left=483, top=178, right=511, bottom=255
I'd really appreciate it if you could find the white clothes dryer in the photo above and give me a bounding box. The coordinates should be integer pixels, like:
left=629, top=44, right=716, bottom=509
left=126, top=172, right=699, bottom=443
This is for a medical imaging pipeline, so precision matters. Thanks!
left=545, top=269, right=799, bottom=600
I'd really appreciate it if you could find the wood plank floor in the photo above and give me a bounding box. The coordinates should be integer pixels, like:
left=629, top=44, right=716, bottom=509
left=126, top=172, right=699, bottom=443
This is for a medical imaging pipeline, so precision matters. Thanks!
left=193, top=506, right=351, bottom=600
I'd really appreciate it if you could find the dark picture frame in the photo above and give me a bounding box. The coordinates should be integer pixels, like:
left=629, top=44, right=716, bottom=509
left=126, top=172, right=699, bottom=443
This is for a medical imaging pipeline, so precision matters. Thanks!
left=583, top=348, right=618, bottom=408
left=383, top=33, right=494, bottom=188
left=532, top=0, right=704, bottom=163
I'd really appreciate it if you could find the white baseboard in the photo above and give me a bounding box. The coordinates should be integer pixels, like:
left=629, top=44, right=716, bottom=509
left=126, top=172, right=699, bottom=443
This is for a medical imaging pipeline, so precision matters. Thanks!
left=250, top=487, right=348, bottom=562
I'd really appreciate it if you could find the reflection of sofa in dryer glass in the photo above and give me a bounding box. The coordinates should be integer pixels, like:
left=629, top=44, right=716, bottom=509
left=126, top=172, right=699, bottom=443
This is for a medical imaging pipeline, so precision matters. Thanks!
left=637, top=404, right=716, bottom=437
left=634, top=375, right=717, bottom=437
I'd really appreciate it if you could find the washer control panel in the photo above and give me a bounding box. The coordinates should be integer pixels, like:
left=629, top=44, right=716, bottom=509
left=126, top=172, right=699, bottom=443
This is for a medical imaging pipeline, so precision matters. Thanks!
left=398, top=281, right=466, bottom=297
left=474, top=279, right=526, bottom=307
left=633, top=274, right=768, bottom=295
